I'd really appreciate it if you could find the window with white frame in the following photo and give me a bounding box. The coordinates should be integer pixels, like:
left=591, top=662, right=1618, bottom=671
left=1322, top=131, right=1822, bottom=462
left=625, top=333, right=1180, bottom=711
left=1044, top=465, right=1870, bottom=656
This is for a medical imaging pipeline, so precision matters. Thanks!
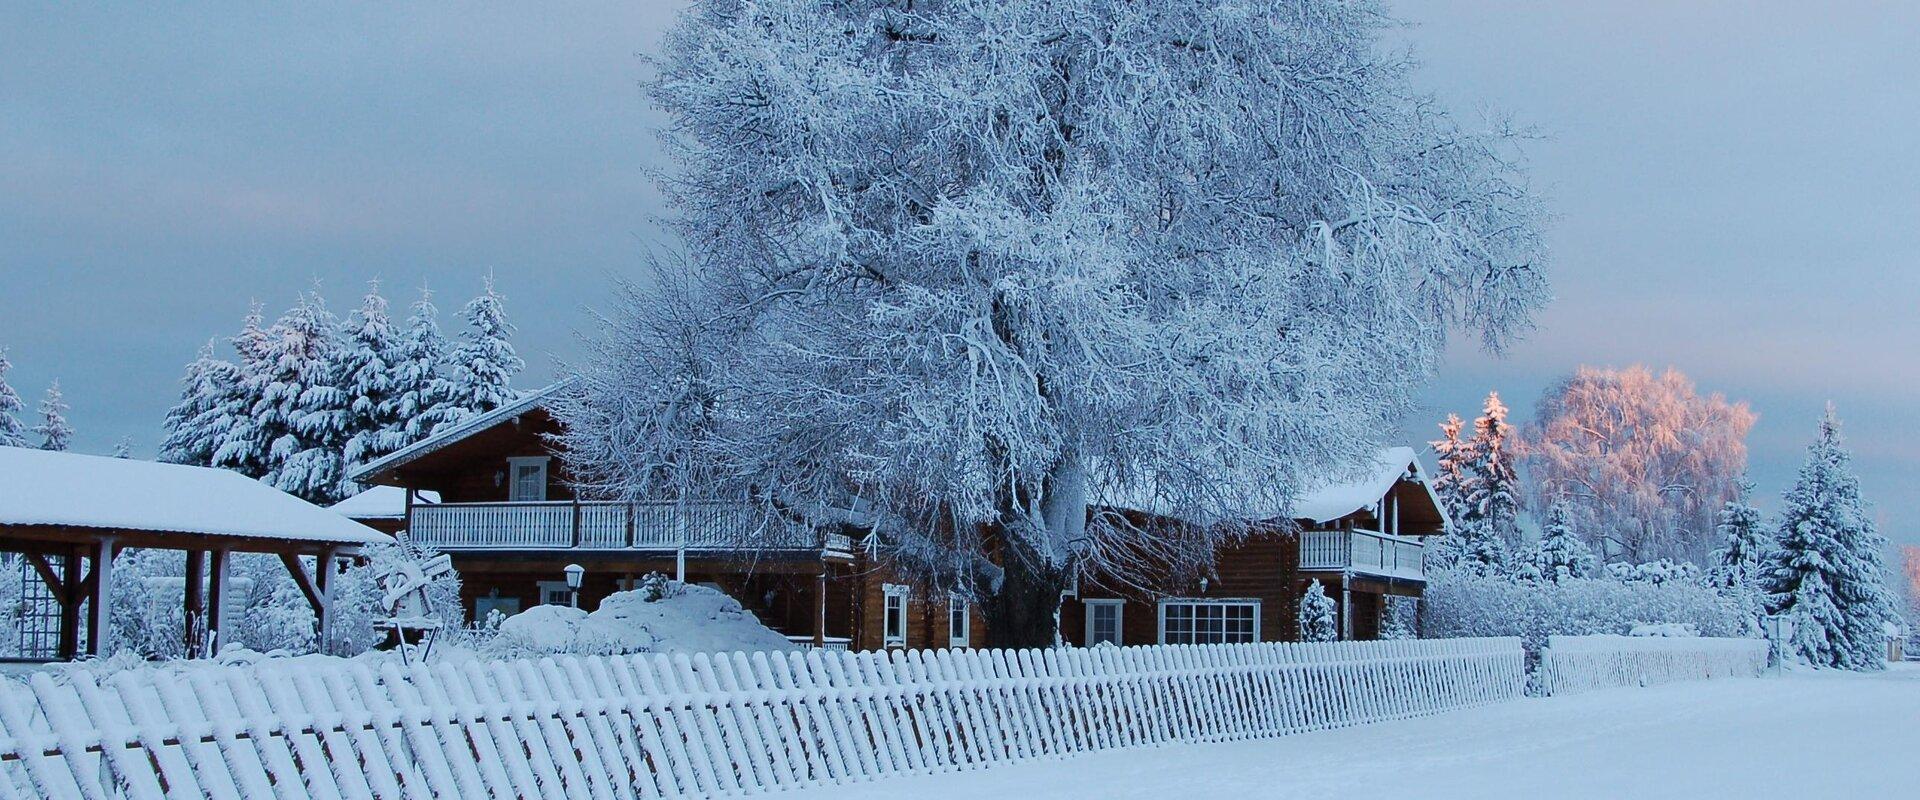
left=507, top=456, right=549, bottom=502
left=882, top=584, right=910, bottom=647
left=1084, top=599, right=1124, bottom=647
left=1157, top=599, right=1259, bottom=645
left=948, top=594, right=971, bottom=648
left=536, top=580, right=573, bottom=607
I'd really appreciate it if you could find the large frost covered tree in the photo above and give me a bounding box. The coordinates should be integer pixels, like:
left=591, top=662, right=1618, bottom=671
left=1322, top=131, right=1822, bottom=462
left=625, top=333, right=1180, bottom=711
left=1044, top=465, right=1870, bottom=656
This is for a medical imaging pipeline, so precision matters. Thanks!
left=562, top=0, right=1549, bottom=645
left=1524, top=365, right=1756, bottom=563
left=1762, top=406, right=1898, bottom=670
left=213, top=304, right=276, bottom=477
left=34, top=381, right=74, bottom=451
left=1429, top=413, right=1471, bottom=519
left=159, top=341, right=244, bottom=466
left=0, top=348, right=28, bottom=447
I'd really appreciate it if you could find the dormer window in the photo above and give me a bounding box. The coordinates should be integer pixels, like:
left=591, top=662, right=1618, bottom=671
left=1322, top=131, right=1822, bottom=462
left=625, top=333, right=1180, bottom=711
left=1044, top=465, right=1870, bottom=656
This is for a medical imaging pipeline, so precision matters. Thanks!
left=506, top=456, right=549, bottom=502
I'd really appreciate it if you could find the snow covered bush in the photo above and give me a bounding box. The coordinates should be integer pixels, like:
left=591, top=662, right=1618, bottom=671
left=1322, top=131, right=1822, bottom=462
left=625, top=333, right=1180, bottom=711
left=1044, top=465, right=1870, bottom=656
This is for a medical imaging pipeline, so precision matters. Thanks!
left=1423, top=573, right=1747, bottom=640
left=491, top=580, right=795, bottom=657
left=1516, top=502, right=1598, bottom=583
left=0, top=557, right=22, bottom=657
left=1603, top=559, right=1702, bottom=586
left=1298, top=580, right=1337, bottom=642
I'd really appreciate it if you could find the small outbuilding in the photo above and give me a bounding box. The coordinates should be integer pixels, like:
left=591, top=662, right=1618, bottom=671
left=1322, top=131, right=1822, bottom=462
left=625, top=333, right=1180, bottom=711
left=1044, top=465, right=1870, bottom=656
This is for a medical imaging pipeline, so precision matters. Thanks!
left=0, top=446, right=392, bottom=661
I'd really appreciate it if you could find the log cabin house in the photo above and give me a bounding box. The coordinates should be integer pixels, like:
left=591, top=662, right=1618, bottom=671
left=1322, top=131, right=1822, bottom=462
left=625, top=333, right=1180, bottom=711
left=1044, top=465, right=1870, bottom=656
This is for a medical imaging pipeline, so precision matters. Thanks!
left=343, top=381, right=983, bottom=651
left=1061, top=447, right=1447, bottom=647
left=343, top=382, right=1442, bottom=652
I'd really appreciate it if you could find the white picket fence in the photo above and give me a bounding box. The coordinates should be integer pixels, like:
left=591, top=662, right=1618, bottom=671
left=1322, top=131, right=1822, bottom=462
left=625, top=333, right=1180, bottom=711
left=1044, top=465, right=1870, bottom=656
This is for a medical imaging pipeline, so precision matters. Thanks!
left=0, top=638, right=1523, bottom=800
left=1537, top=635, right=1768, bottom=696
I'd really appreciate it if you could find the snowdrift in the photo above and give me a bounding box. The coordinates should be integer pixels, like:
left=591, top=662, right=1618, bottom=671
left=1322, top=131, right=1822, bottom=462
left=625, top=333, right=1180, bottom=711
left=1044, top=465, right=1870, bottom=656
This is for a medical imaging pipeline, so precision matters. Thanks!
left=495, top=582, right=798, bottom=656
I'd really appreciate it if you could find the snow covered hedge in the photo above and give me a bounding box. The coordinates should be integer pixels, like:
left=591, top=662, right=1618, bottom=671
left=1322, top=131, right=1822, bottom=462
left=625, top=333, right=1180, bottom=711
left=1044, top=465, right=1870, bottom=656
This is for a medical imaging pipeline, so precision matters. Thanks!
left=492, top=579, right=796, bottom=657
left=1422, top=573, right=1750, bottom=640
left=1538, top=634, right=1767, bottom=695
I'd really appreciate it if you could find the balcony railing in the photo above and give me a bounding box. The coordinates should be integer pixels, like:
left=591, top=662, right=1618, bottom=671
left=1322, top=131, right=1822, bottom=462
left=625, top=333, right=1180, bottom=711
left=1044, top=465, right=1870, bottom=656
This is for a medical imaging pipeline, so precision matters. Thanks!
left=1299, top=528, right=1426, bottom=581
left=408, top=500, right=854, bottom=555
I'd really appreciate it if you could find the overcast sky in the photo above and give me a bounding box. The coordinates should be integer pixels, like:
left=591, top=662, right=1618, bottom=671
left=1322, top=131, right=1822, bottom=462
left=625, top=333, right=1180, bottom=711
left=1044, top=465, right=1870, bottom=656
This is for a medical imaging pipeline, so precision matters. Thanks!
left=3, top=2, right=1916, bottom=545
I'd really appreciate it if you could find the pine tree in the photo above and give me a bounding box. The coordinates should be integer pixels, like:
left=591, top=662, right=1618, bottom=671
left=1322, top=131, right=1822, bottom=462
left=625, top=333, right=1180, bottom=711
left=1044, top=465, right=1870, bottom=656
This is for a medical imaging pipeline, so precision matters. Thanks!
left=1707, top=482, right=1768, bottom=595
left=1763, top=406, right=1899, bottom=670
left=34, top=381, right=73, bottom=451
left=268, top=293, right=354, bottom=504
left=1524, top=502, right=1597, bottom=583
left=0, top=348, right=28, bottom=447
left=434, top=278, right=523, bottom=432
left=338, top=281, right=406, bottom=471
left=213, top=305, right=277, bottom=477
left=110, top=437, right=133, bottom=458
left=159, top=341, right=243, bottom=466
left=1429, top=412, right=1472, bottom=519
left=1298, top=579, right=1338, bottom=642
left=1435, top=392, right=1519, bottom=576
left=393, top=288, right=458, bottom=445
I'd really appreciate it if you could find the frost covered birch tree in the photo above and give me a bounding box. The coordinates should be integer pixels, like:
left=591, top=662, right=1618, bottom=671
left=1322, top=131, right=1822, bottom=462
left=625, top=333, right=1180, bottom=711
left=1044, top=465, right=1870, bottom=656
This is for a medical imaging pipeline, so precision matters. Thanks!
left=563, top=0, right=1549, bottom=644
left=1524, top=365, right=1756, bottom=563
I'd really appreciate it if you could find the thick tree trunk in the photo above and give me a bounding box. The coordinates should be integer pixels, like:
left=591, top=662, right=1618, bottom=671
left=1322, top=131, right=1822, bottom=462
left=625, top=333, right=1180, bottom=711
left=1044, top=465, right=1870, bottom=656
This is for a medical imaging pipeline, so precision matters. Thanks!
left=985, top=540, right=1069, bottom=649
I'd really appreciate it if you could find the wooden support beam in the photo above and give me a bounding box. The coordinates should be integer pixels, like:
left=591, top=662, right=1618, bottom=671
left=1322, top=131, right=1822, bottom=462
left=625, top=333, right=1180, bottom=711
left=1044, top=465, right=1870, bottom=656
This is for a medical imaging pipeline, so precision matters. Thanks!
left=57, top=547, right=82, bottom=660
left=23, top=553, right=65, bottom=604
left=814, top=571, right=828, bottom=647
left=280, top=553, right=324, bottom=614
left=86, top=538, right=115, bottom=657
left=206, top=549, right=229, bottom=653
left=315, top=548, right=335, bottom=654
left=184, top=550, right=205, bottom=657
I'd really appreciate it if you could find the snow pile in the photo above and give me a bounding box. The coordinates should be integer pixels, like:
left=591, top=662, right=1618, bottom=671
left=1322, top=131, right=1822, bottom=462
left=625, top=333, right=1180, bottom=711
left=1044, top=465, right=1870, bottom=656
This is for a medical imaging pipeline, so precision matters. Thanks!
left=1628, top=623, right=1698, bottom=637
left=1538, top=634, right=1766, bottom=695
left=1423, top=573, right=1748, bottom=640
left=494, top=580, right=797, bottom=656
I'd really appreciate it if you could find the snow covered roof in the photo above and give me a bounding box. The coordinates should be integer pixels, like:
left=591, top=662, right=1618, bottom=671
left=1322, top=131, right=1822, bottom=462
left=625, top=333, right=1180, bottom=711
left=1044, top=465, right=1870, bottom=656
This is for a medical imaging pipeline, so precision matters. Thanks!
left=1291, top=446, right=1424, bottom=524
left=330, top=486, right=439, bottom=519
left=1099, top=446, right=1438, bottom=525
left=348, top=378, right=575, bottom=483
left=0, top=446, right=392, bottom=546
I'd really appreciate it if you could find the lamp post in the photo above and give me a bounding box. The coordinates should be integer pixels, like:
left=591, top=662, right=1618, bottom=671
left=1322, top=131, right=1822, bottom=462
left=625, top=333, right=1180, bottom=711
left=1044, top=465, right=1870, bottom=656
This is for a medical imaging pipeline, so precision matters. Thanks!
left=564, top=563, right=585, bottom=609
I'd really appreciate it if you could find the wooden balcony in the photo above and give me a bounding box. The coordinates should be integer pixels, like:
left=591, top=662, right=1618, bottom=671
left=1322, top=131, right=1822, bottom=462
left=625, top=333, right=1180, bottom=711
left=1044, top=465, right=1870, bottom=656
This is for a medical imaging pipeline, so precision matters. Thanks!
left=1298, top=528, right=1426, bottom=582
left=407, top=500, right=855, bottom=556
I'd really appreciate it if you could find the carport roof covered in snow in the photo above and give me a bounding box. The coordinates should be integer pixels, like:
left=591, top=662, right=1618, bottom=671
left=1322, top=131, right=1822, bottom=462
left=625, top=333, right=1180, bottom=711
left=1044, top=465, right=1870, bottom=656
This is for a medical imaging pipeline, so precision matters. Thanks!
left=0, top=445, right=392, bottom=661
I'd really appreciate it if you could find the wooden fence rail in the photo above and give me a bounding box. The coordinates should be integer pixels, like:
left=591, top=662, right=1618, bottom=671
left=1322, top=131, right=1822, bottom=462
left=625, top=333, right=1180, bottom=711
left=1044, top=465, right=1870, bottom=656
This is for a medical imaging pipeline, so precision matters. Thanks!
left=1, top=638, right=1525, bottom=800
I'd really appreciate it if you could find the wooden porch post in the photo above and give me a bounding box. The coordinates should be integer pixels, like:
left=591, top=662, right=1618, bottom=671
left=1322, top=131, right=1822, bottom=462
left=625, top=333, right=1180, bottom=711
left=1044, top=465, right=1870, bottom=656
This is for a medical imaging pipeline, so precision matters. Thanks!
left=814, top=570, right=828, bottom=647
left=85, top=538, right=115, bottom=657
left=315, top=548, right=336, bottom=654
left=206, top=549, right=229, bottom=654
left=184, top=549, right=205, bottom=656
left=57, top=546, right=82, bottom=660
left=1339, top=577, right=1353, bottom=641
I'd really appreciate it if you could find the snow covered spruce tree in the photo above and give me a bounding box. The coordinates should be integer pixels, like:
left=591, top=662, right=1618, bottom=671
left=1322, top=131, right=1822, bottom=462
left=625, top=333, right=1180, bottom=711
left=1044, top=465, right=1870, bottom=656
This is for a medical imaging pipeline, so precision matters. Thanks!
left=1298, top=580, right=1339, bottom=642
left=430, top=279, right=522, bottom=433
left=563, top=0, right=1548, bottom=645
left=1762, top=406, right=1898, bottom=670
left=338, top=281, right=407, bottom=471
left=1521, top=501, right=1596, bottom=583
left=1434, top=393, right=1518, bottom=576
left=34, top=381, right=73, bottom=451
left=247, top=293, right=352, bottom=503
left=392, top=288, right=460, bottom=445
left=1430, top=413, right=1472, bottom=517
left=159, top=341, right=243, bottom=466
left=212, top=304, right=277, bottom=478
left=1707, top=482, right=1768, bottom=594
left=0, top=347, right=28, bottom=447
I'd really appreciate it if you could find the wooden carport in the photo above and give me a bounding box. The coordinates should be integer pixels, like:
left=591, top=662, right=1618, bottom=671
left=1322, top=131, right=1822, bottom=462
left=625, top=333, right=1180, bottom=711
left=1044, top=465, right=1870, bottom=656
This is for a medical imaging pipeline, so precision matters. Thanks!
left=1, top=446, right=392, bottom=661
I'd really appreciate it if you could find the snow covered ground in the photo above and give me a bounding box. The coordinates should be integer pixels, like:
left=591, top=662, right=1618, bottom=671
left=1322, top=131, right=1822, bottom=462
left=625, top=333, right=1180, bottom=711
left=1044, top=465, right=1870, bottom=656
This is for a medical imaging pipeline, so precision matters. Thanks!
left=781, top=665, right=1920, bottom=799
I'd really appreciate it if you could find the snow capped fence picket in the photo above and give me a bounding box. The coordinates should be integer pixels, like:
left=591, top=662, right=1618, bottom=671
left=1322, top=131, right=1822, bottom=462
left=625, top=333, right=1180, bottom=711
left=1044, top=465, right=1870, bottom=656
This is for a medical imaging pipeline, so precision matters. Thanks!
left=1538, top=635, right=1767, bottom=696
left=0, top=637, right=1522, bottom=799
